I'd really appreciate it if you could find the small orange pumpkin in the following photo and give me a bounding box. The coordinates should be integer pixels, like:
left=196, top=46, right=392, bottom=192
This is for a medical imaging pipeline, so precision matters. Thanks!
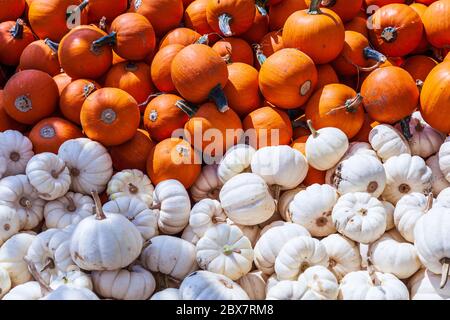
left=87, top=0, right=128, bottom=23
left=409, top=3, right=431, bottom=54
left=53, top=73, right=72, bottom=95
left=206, top=0, right=256, bottom=36
left=305, top=0, right=363, bottom=22
left=345, top=16, right=369, bottom=39
left=212, top=38, right=254, bottom=65
left=0, top=90, right=27, bottom=132
left=159, top=27, right=202, bottom=48
left=422, top=0, right=450, bottom=48
left=402, top=55, right=437, bottom=83
left=269, top=0, right=308, bottom=31
left=0, top=0, right=26, bottom=22
left=241, top=8, right=269, bottom=44
left=316, top=64, right=339, bottom=89
left=19, top=39, right=60, bottom=76
left=151, top=44, right=185, bottom=93
left=184, top=0, right=217, bottom=40
left=0, top=19, right=35, bottom=66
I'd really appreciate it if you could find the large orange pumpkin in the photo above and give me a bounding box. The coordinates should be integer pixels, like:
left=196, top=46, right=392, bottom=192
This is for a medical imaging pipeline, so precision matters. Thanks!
left=3, top=70, right=59, bottom=125
left=212, top=38, right=254, bottom=65
left=402, top=55, right=437, bottom=83
left=151, top=44, right=185, bottom=93
left=80, top=88, right=140, bottom=146
left=0, top=19, right=35, bottom=66
left=29, top=117, right=84, bottom=154
left=0, top=0, right=26, bottom=22
left=19, top=39, right=60, bottom=76
left=146, top=137, right=201, bottom=189
left=53, top=73, right=72, bottom=95
left=304, top=84, right=365, bottom=139
left=241, top=8, right=269, bottom=44
left=259, top=48, right=317, bottom=109
left=206, top=0, right=256, bottom=36
left=143, top=94, right=190, bottom=142
left=316, top=64, right=339, bottom=89
left=305, top=0, right=363, bottom=22
left=409, top=3, right=431, bottom=54
left=269, top=0, right=308, bottom=31
left=109, top=129, right=156, bottom=172
left=422, top=0, right=450, bottom=48
left=159, top=28, right=202, bottom=48
left=0, top=90, right=27, bottom=132
left=184, top=0, right=217, bottom=39
left=60, top=79, right=101, bottom=125
left=420, top=61, right=450, bottom=134
left=171, top=44, right=229, bottom=110
left=345, top=16, right=369, bottom=39
left=87, top=0, right=128, bottom=23
left=361, top=66, right=419, bottom=124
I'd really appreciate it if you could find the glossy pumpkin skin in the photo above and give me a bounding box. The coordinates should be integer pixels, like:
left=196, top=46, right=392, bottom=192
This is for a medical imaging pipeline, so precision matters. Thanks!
left=58, top=26, right=113, bottom=80
left=159, top=28, right=201, bottom=48
left=60, top=79, right=101, bottom=125
left=151, top=44, right=185, bottom=93
left=184, top=0, right=216, bottom=39
left=29, top=117, right=84, bottom=154
left=422, top=0, right=450, bottom=48
left=129, top=0, right=184, bottom=37
left=0, top=0, right=26, bottom=22
left=305, top=84, right=364, bottom=139
left=361, top=66, right=419, bottom=124
left=369, top=4, right=423, bottom=57
left=206, top=0, right=256, bottom=36
left=305, top=0, right=363, bottom=22
left=212, top=38, right=254, bottom=65
left=420, top=62, right=450, bottom=134
left=146, top=137, right=201, bottom=189
left=0, top=90, right=27, bottom=132
left=3, top=70, right=59, bottom=125
left=345, top=16, right=369, bottom=39
left=223, top=63, right=262, bottom=117
left=19, top=40, right=60, bottom=76
left=109, top=129, right=155, bottom=172
left=409, top=3, right=430, bottom=54
left=259, top=48, right=318, bottom=109
left=241, top=9, right=269, bottom=44
left=259, top=31, right=284, bottom=58
left=316, top=64, right=339, bottom=89
left=0, top=20, right=35, bottom=66
left=171, top=44, right=228, bottom=104
left=87, top=0, right=128, bottom=23
left=269, top=0, right=308, bottom=31
left=402, top=55, right=437, bottom=83
left=80, top=88, right=140, bottom=146
left=143, top=94, right=190, bottom=142
left=53, top=73, right=72, bottom=94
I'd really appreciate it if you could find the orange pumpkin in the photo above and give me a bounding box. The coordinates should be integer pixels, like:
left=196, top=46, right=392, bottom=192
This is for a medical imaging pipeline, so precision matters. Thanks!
left=402, top=55, right=437, bottom=83
left=29, top=117, right=84, bottom=154
left=80, top=88, right=140, bottom=146
left=259, top=48, right=317, bottom=109
left=58, top=26, right=113, bottom=80
left=129, top=0, right=184, bottom=37
left=159, top=27, right=202, bottom=48
left=0, top=19, right=35, bottom=66
left=269, top=0, right=308, bottom=31
left=243, top=106, right=293, bottom=148
left=109, top=129, right=156, bottom=172
left=259, top=31, right=284, bottom=58
left=283, top=0, right=345, bottom=64
left=212, top=38, right=254, bottom=65
left=361, top=66, right=419, bottom=124
left=415, top=0, right=437, bottom=4
left=369, top=4, right=423, bottom=57
left=0, top=90, right=27, bottom=132
left=3, top=70, right=59, bottom=125
left=146, top=137, right=201, bottom=189
left=305, top=0, right=363, bottom=22
left=351, top=113, right=379, bottom=143
left=143, top=94, right=190, bottom=142
left=420, top=61, right=450, bottom=134
left=60, top=79, right=101, bottom=125
left=422, top=0, right=450, bottom=48
left=87, top=0, right=128, bottom=23
left=53, top=73, right=72, bottom=95
left=365, top=0, right=406, bottom=6
left=28, top=0, right=89, bottom=41
left=206, top=0, right=256, bottom=36
left=345, top=16, right=369, bottom=39
left=171, top=44, right=229, bottom=110
left=151, top=44, right=185, bottom=93
left=304, top=84, right=364, bottom=139
left=0, top=0, right=26, bottom=22
left=316, top=64, right=339, bottom=89
left=409, top=3, right=430, bottom=54
left=184, top=0, right=217, bottom=40
left=241, top=8, right=269, bottom=44
left=291, top=135, right=308, bottom=154
left=19, top=39, right=60, bottom=76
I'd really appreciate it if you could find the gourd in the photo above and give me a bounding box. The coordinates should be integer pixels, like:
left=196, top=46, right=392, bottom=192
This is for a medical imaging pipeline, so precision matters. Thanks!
left=332, top=192, right=387, bottom=244
left=140, top=235, right=198, bottom=281
left=289, top=184, right=338, bottom=237
left=0, top=19, right=36, bottom=66
left=439, top=138, right=450, bottom=183
left=150, top=288, right=180, bottom=300
left=0, top=206, right=20, bottom=246
left=0, top=130, right=33, bottom=176
left=0, top=267, right=11, bottom=299
left=43, top=192, right=93, bottom=229
left=217, top=144, right=256, bottom=183
left=70, top=192, right=143, bottom=271
left=179, top=271, right=249, bottom=300
left=196, top=224, right=253, bottom=281
left=408, top=269, right=450, bottom=300
left=190, top=164, right=223, bottom=202
left=189, top=199, right=226, bottom=239
left=58, top=138, right=113, bottom=195
left=206, top=0, right=255, bottom=36
left=92, top=265, right=156, bottom=300
left=236, top=271, right=268, bottom=300
left=426, top=154, right=450, bottom=196
left=106, top=169, right=154, bottom=207
left=382, top=154, right=432, bottom=204
left=369, top=124, right=411, bottom=162
left=219, top=173, right=275, bottom=226
left=2, top=281, right=43, bottom=300
left=25, top=153, right=71, bottom=201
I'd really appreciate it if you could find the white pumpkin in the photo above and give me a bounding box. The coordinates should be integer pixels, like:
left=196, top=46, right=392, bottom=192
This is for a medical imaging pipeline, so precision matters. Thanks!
left=196, top=223, right=253, bottom=281
left=0, top=156, right=6, bottom=179
left=219, top=173, right=275, bottom=226
left=103, top=197, right=158, bottom=241
left=265, top=273, right=280, bottom=293
left=382, top=200, right=395, bottom=231
left=0, top=130, right=34, bottom=176
left=179, top=271, right=249, bottom=300
left=58, top=138, right=113, bottom=194
left=368, top=124, right=411, bottom=162
left=437, top=187, right=450, bottom=208
left=181, top=225, right=200, bottom=245
left=278, top=187, right=305, bottom=222
left=0, top=175, right=45, bottom=230
left=332, top=192, right=387, bottom=244
left=189, top=199, right=226, bottom=238
left=288, top=184, right=338, bottom=237
left=226, top=219, right=261, bottom=247
left=152, top=179, right=190, bottom=234
left=141, top=235, right=197, bottom=280
left=274, top=236, right=328, bottom=281
left=254, top=222, right=310, bottom=275
left=343, top=142, right=378, bottom=160
left=25, top=152, right=71, bottom=201
left=0, top=206, right=20, bottom=246
left=218, top=144, right=256, bottom=183
left=92, top=265, right=155, bottom=300
left=43, top=192, right=94, bottom=229
left=0, top=232, right=36, bottom=286
left=408, top=269, right=450, bottom=300
left=439, top=137, right=450, bottom=183
left=0, top=266, right=11, bottom=299
left=321, top=234, right=361, bottom=280
left=150, top=288, right=180, bottom=300
left=369, top=230, right=421, bottom=279
left=382, top=153, right=432, bottom=204
left=266, top=280, right=306, bottom=300
left=237, top=271, right=268, bottom=300
left=70, top=192, right=143, bottom=271
left=49, top=268, right=93, bottom=291
left=1, top=281, right=43, bottom=300
left=305, top=121, right=349, bottom=171
left=106, top=169, right=154, bottom=206
left=426, top=154, right=450, bottom=196
left=41, top=285, right=99, bottom=300
left=190, top=164, right=223, bottom=202
left=394, top=192, right=434, bottom=242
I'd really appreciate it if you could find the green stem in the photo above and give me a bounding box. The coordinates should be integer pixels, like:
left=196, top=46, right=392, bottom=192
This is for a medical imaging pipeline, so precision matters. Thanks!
left=209, top=84, right=229, bottom=112
left=218, top=13, right=233, bottom=37
left=92, top=32, right=117, bottom=49
left=44, top=38, right=59, bottom=53
left=10, top=19, right=24, bottom=39
left=175, top=100, right=199, bottom=118
left=308, top=0, right=322, bottom=14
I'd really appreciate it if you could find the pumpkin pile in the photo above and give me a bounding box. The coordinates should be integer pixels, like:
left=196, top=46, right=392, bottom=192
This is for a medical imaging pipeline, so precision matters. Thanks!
left=0, top=0, right=450, bottom=301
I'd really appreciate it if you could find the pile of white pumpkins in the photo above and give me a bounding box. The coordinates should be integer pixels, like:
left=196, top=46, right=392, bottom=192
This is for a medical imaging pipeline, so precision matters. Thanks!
left=0, top=111, right=450, bottom=300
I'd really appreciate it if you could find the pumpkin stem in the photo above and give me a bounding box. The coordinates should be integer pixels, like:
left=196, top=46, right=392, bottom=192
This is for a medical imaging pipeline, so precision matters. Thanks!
left=149, top=203, right=161, bottom=210
left=399, top=116, right=412, bottom=140
left=23, top=257, right=52, bottom=294
left=92, top=31, right=117, bottom=49
left=128, top=183, right=139, bottom=194
left=66, top=0, right=89, bottom=19
left=253, top=44, right=267, bottom=66
left=321, top=0, right=336, bottom=6
left=176, top=100, right=198, bottom=118
left=91, top=191, right=106, bottom=220
left=209, top=84, right=229, bottom=112
left=44, top=39, right=59, bottom=54
left=255, top=1, right=268, bottom=16
left=223, top=245, right=240, bottom=255
left=440, top=258, right=450, bottom=289
left=343, top=94, right=363, bottom=113
left=40, top=257, right=55, bottom=272
left=218, top=13, right=233, bottom=37
left=212, top=216, right=227, bottom=223
left=308, top=0, right=323, bottom=14
left=100, top=108, right=117, bottom=124
left=360, top=47, right=387, bottom=72
left=9, top=151, right=20, bottom=162
left=416, top=79, right=424, bottom=92
left=367, top=257, right=381, bottom=286
left=306, top=120, right=318, bottom=138
left=19, top=197, right=32, bottom=209
left=66, top=195, right=76, bottom=212
left=425, top=193, right=434, bottom=212
left=381, top=26, right=398, bottom=43
left=51, top=165, right=66, bottom=179
left=272, top=184, right=281, bottom=204
left=10, top=19, right=25, bottom=39
left=83, top=82, right=97, bottom=98
left=197, top=34, right=210, bottom=45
